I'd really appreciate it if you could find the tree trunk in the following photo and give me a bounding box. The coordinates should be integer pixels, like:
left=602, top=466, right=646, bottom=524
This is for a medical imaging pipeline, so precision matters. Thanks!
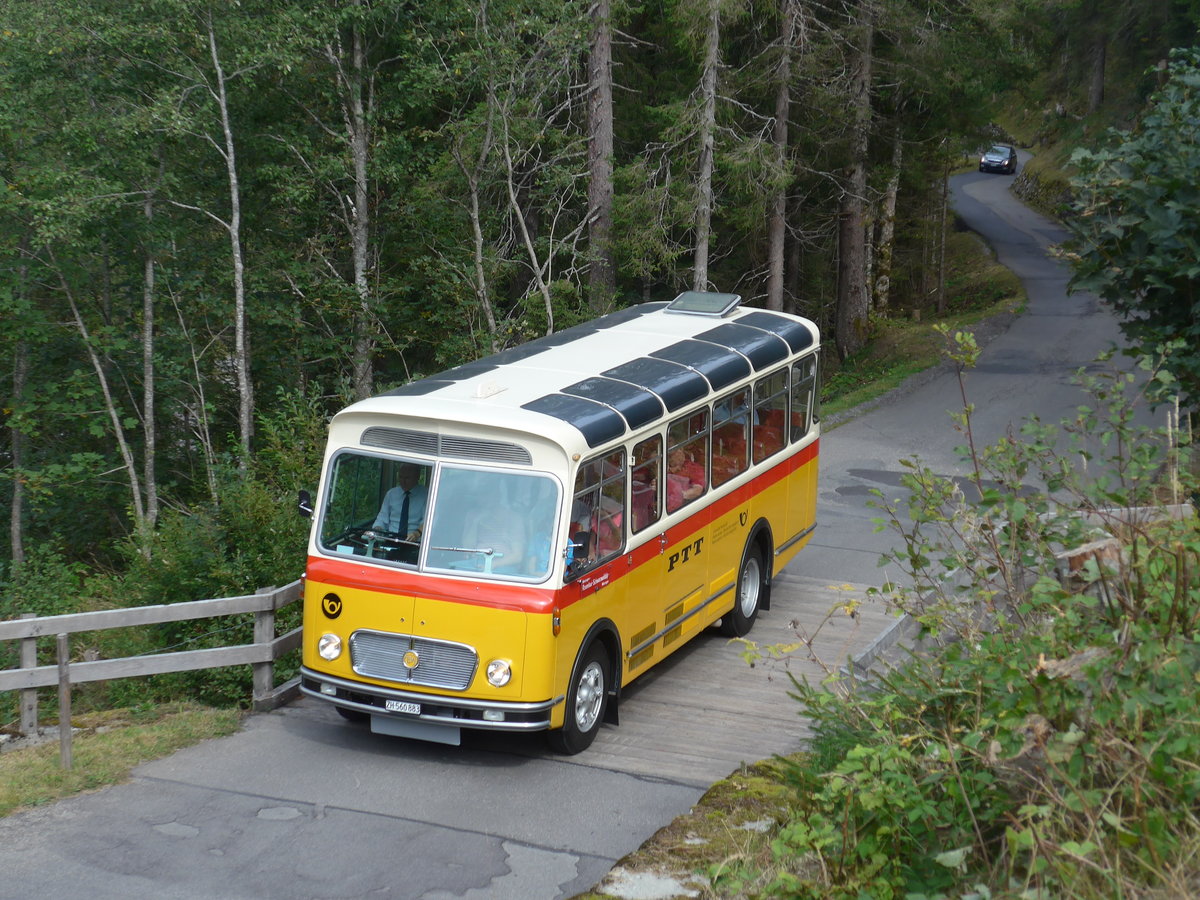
left=873, top=128, right=901, bottom=313
left=766, top=0, right=800, bottom=312
left=692, top=0, right=720, bottom=292
left=9, top=345, right=27, bottom=566
left=785, top=154, right=804, bottom=314
left=835, top=1, right=873, bottom=361
left=587, top=0, right=616, bottom=312
left=501, top=110, right=557, bottom=335
left=1088, top=30, right=1106, bottom=113
left=935, top=148, right=950, bottom=315
left=206, top=16, right=253, bottom=464
left=142, top=193, right=159, bottom=531
left=56, top=262, right=147, bottom=536
left=170, top=286, right=220, bottom=502
left=345, top=20, right=376, bottom=401
left=452, top=98, right=500, bottom=354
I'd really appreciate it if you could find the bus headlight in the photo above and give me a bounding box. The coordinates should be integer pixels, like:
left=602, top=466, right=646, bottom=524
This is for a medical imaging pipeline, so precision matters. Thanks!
left=317, top=633, right=343, bottom=661
left=486, top=659, right=513, bottom=687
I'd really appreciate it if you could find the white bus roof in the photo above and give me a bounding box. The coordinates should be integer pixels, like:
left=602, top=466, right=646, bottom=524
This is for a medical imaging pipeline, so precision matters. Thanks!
left=333, top=293, right=818, bottom=455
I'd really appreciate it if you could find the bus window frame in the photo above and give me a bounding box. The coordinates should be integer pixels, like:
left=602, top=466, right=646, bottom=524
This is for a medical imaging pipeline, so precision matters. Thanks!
left=630, top=435, right=663, bottom=535
left=790, top=354, right=819, bottom=442
left=665, top=409, right=709, bottom=514
left=751, top=368, right=788, bottom=465
left=566, top=448, right=627, bottom=580
left=317, top=449, right=434, bottom=566
left=711, top=387, right=751, bottom=488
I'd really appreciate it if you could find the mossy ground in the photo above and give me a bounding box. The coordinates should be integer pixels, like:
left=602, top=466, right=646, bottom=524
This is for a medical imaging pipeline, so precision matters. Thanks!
left=574, top=759, right=809, bottom=900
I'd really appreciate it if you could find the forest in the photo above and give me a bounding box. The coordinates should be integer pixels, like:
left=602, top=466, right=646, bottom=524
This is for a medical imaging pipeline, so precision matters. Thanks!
left=0, top=0, right=1196, bottom=606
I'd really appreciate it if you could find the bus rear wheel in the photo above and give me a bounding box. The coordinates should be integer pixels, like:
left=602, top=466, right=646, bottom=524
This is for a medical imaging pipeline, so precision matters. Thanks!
left=721, top=544, right=764, bottom=637
left=547, top=641, right=609, bottom=755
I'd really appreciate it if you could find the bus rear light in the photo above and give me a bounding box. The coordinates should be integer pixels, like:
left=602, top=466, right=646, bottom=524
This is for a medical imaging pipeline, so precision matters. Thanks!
left=552, top=607, right=561, bottom=636
left=318, top=633, right=343, bottom=661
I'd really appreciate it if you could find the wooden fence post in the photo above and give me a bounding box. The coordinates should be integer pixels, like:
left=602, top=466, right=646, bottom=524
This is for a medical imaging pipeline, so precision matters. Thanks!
left=19, top=613, right=38, bottom=737
left=252, top=587, right=275, bottom=711
left=56, top=633, right=72, bottom=770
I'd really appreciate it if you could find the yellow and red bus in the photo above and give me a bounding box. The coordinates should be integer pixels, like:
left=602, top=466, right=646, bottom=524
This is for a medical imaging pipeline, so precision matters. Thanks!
left=299, top=291, right=820, bottom=753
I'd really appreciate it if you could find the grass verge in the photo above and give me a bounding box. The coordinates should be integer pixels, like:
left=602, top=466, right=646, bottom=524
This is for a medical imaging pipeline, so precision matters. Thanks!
left=0, top=703, right=242, bottom=818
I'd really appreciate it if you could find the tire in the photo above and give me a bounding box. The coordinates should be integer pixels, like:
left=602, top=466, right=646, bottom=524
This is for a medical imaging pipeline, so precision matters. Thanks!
left=547, top=641, right=610, bottom=755
left=721, top=544, right=765, bottom=637
left=336, top=705, right=370, bottom=724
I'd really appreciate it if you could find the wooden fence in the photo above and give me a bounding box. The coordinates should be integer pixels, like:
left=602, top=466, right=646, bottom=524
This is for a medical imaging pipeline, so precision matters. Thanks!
left=0, top=580, right=303, bottom=767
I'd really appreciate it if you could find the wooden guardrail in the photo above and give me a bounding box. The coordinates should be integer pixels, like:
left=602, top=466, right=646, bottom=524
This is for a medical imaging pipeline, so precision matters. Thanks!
left=0, top=580, right=304, bottom=767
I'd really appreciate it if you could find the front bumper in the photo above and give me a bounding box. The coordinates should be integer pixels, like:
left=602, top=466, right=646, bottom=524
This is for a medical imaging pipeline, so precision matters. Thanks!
left=300, top=666, right=560, bottom=732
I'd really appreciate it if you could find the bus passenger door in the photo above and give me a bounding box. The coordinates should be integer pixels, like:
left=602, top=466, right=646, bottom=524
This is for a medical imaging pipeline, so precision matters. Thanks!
left=660, top=414, right=714, bottom=653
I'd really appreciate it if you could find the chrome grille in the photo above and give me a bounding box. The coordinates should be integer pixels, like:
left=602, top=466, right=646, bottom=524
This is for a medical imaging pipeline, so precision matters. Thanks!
left=439, top=435, right=532, bottom=465
left=350, top=630, right=478, bottom=691
left=361, top=427, right=439, bottom=454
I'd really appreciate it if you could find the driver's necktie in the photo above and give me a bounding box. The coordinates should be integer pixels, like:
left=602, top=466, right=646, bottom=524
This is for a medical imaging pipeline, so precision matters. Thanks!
left=399, top=490, right=411, bottom=535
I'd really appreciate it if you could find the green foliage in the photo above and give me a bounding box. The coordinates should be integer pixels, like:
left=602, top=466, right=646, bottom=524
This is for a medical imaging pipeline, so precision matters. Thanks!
left=759, top=349, right=1199, bottom=898
left=1063, top=48, right=1200, bottom=410
left=0, top=542, right=89, bottom=622
left=101, top=393, right=318, bottom=707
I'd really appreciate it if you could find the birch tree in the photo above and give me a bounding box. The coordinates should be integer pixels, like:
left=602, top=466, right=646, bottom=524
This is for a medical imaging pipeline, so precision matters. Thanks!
left=275, top=2, right=396, bottom=401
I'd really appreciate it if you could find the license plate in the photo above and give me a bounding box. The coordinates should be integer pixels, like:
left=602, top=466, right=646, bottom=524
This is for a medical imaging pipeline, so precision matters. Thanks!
left=384, top=699, right=420, bottom=715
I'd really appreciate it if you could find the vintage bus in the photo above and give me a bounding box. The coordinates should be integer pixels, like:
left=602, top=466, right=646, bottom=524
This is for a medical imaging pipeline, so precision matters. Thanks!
left=299, top=291, right=820, bottom=753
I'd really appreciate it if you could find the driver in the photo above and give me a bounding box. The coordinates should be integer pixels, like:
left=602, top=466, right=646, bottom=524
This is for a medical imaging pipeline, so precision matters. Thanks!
left=373, top=463, right=428, bottom=542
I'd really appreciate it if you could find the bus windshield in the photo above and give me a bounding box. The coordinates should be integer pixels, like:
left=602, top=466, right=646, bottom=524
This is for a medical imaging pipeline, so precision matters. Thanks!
left=424, top=466, right=559, bottom=579
left=317, top=451, right=560, bottom=582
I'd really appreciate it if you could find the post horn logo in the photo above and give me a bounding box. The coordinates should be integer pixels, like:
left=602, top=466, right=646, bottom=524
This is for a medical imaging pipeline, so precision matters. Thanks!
left=321, top=593, right=343, bottom=619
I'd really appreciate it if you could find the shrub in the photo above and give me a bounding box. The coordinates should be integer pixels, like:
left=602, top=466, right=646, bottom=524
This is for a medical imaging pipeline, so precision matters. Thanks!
left=764, top=341, right=1198, bottom=898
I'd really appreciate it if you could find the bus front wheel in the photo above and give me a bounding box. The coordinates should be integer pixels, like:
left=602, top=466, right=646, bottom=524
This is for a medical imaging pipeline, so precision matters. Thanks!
left=548, top=641, right=610, bottom=755
left=336, top=705, right=369, bottom=724
left=721, top=544, right=764, bottom=637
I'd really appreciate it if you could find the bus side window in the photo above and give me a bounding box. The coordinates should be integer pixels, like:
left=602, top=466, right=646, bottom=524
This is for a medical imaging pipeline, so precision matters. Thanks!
left=666, top=411, right=708, bottom=513
left=790, top=355, right=818, bottom=442
left=568, top=449, right=626, bottom=577
left=712, top=389, right=750, bottom=487
left=752, top=369, right=788, bottom=464
left=631, top=435, right=662, bottom=533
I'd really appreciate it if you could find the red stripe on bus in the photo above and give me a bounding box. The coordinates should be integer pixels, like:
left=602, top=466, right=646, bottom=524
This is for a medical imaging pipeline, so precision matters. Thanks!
left=307, top=437, right=818, bottom=616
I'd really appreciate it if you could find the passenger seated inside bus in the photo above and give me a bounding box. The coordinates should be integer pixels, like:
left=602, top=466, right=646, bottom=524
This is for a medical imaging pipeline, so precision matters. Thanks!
left=631, top=474, right=657, bottom=532
left=666, top=448, right=704, bottom=511
left=462, top=507, right=534, bottom=575
left=594, top=499, right=623, bottom=556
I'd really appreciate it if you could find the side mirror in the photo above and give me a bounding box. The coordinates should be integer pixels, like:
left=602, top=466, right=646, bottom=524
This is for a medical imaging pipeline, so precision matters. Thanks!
left=298, top=490, right=314, bottom=518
